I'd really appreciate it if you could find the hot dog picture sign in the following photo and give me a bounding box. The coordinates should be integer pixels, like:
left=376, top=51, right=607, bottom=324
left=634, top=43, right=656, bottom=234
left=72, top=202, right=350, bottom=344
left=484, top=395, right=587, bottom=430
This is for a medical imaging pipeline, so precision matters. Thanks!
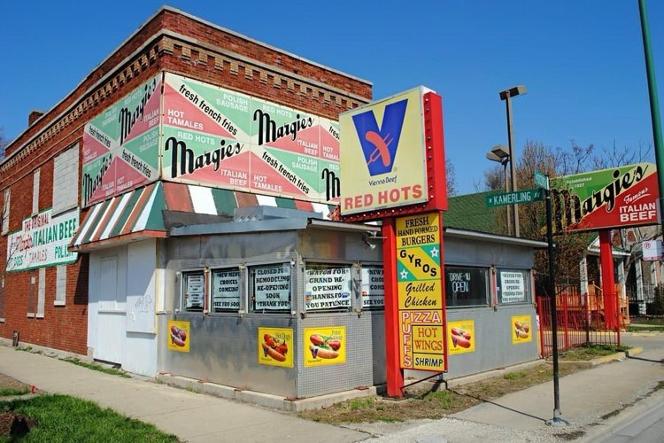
left=258, top=327, right=294, bottom=368
left=167, top=320, right=190, bottom=352
left=303, top=326, right=346, bottom=367
left=447, top=320, right=475, bottom=355
left=511, top=315, right=532, bottom=344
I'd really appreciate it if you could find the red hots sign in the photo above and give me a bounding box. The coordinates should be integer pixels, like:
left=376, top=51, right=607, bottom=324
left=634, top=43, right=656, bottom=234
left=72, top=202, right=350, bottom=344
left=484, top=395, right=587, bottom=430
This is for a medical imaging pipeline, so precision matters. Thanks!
left=551, top=163, right=659, bottom=233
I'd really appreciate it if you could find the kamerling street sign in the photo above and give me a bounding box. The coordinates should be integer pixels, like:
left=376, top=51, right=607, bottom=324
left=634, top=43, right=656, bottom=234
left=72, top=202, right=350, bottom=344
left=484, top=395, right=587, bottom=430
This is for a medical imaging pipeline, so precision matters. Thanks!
left=485, top=189, right=543, bottom=208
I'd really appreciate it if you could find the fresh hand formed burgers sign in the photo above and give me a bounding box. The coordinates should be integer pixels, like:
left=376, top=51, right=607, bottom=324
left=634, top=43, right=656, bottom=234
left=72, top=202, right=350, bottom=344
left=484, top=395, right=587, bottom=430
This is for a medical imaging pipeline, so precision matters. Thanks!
left=339, top=87, right=429, bottom=216
left=81, top=72, right=340, bottom=206
left=551, top=163, right=659, bottom=233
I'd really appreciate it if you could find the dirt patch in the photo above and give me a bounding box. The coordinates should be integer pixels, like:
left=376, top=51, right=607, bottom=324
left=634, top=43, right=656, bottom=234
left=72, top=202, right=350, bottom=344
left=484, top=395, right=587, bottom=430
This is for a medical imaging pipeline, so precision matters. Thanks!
left=0, top=411, right=37, bottom=439
left=0, top=374, right=29, bottom=397
left=553, top=429, right=586, bottom=440
left=300, top=363, right=588, bottom=424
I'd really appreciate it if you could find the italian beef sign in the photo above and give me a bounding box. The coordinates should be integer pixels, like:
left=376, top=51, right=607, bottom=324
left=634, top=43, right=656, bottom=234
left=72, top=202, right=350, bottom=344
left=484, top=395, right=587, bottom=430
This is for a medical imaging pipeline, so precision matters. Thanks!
left=551, top=163, right=659, bottom=233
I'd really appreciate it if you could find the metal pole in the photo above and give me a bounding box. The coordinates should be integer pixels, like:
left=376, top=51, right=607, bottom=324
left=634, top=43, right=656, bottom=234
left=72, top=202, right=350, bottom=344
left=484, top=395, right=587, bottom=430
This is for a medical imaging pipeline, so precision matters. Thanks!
left=505, top=94, right=520, bottom=237
left=546, top=186, right=568, bottom=426
left=382, top=218, right=403, bottom=397
left=504, top=163, right=512, bottom=235
left=638, top=0, right=664, bottom=229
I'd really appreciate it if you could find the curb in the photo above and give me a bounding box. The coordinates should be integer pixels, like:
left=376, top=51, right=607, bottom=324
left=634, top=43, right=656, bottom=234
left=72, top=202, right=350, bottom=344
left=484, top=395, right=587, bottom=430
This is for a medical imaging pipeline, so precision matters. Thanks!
left=155, top=373, right=376, bottom=412
left=555, top=347, right=643, bottom=368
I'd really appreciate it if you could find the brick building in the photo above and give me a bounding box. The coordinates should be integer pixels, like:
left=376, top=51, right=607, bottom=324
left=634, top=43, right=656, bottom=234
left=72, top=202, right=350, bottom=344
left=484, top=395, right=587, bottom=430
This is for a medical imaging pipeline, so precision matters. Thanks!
left=0, top=6, right=371, bottom=357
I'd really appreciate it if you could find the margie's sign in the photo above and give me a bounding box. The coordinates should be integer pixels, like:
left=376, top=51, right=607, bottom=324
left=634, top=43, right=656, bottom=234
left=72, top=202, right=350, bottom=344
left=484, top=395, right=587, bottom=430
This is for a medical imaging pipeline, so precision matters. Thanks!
left=551, top=163, right=659, bottom=233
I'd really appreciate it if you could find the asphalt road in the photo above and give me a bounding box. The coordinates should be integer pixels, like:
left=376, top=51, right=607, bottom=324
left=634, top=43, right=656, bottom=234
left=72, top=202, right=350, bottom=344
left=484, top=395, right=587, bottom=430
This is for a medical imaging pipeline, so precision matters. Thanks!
left=589, top=390, right=664, bottom=443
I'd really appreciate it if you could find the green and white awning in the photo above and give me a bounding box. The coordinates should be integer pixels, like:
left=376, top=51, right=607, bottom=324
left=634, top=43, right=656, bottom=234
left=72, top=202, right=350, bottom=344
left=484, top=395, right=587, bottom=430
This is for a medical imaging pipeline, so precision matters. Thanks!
left=70, top=181, right=334, bottom=251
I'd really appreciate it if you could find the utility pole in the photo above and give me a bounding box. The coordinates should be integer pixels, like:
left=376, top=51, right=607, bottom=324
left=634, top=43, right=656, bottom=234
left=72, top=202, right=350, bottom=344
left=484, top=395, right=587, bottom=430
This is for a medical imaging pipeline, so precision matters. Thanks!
left=638, top=0, right=664, bottom=228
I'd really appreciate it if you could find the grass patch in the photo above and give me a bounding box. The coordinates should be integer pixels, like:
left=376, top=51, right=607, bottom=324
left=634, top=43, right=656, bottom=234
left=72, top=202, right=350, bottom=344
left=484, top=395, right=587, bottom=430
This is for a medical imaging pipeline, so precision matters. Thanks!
left=300, top=363, right=587, bottom=424
left=627, top=324, right=664, bottom=332
left=559, top=344, right=628, bottom=361
left=0, top=387, right=29, bottom=397
left=61, top=357, right=130, bottom=378
left=0, top=394, right=178, bottom=442
left=629, top=317, right=664, bottom=326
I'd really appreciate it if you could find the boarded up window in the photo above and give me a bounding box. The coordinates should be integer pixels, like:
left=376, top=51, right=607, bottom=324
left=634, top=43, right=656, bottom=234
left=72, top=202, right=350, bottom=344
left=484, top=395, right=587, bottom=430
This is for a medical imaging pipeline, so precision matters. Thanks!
left=37, top=267, right=46, bottom=318
left=53, top=144, right=79, bottom=215
left=32, top=169, right=40, bottom=215
left=1, top=189, right=9, bottom=235
left=55, top=265, right=67, bottom=305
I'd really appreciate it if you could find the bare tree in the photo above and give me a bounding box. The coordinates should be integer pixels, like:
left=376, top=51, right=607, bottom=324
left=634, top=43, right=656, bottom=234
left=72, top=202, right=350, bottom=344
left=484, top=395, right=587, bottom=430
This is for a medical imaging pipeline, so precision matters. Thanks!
left=446, top=161, right=457, bottom=196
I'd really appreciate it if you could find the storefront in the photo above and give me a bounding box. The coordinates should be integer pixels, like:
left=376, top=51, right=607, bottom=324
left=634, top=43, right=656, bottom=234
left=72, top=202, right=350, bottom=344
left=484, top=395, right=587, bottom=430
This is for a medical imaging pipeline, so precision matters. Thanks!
left=2, top=6, right=544, bottom=400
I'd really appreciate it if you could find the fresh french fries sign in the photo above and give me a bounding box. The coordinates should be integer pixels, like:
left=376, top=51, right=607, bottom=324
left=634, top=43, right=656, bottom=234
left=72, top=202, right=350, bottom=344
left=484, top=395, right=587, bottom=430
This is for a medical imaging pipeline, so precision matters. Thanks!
left=511, top=315, right=533, bottom=344
left=304, top=326, right=346, bottom=367
left=396, top=212, right=446, bottom=371
left=258, top=327, right=294, bottom=368
left=167, top=320, right=190, bottom=352
left=448, top=320, right=475, bottom=355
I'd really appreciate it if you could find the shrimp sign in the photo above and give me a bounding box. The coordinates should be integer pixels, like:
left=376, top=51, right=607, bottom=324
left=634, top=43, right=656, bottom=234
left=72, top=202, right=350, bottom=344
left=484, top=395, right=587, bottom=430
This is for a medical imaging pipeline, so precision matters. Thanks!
left=339, top=87, right=430, bottom=217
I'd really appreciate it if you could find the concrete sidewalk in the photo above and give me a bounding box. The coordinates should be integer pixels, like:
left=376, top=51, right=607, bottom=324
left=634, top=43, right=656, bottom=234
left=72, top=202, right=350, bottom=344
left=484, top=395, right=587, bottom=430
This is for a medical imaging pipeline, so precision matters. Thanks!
left=373, top=333, right=664, bottom=442
left=0, top=346, right=368, bottom=443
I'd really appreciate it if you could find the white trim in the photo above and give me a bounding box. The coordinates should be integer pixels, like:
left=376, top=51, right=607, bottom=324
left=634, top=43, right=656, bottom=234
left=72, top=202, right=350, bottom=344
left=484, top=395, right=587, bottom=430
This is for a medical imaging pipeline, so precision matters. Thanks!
left=73, top=203, right=102, bottom=246
left=256, top=195, right=277, bottom=207
left=134, top=185, right=159, bottom=231
left=100, top=192, right=132, bottom=240
left=89, top=197, right=115, bottom=241
left=189, top=185, right=217, bottom=214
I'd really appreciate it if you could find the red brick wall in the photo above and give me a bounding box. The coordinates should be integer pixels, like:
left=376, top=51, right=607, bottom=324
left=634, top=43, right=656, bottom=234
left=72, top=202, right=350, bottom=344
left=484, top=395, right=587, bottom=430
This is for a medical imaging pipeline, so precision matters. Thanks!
left=0, top=7, right=372, bottom=355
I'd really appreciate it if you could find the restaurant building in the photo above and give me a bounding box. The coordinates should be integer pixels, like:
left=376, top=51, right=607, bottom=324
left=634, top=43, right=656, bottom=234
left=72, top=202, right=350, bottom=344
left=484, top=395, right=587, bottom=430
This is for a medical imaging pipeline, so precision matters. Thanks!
left=1, top=7, right=543, bottom=399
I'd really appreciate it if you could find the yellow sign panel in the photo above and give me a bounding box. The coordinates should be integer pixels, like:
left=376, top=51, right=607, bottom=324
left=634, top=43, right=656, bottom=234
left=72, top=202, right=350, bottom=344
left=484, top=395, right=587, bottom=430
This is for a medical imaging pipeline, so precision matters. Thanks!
left=511, top=315, right=533, bottom=344
left=167, top=320, right=190, bottom=352
left=258, top=327, right=294, bottom=368
left=397, top=280, right=443, bottom=310
left=304, top=326, right=346, bottom=367
left=448, top=320, right=475, bottom=355
left=399, top=310, right=445, bottom=371
left=339, top=87, right=428, bottom=216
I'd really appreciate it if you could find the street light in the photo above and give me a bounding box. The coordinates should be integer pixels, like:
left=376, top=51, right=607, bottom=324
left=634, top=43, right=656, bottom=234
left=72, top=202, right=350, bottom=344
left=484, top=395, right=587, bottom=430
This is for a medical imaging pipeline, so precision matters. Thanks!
left=500, top=85, right=527, bottom=237
left=486, top=145, right=512, bottom=234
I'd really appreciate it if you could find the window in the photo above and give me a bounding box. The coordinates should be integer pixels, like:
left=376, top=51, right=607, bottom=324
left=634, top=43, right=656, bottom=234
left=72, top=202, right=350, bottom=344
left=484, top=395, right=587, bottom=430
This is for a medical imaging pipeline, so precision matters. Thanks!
left=55, top=265, right=67, bottom=306
left=53, top=144, right=79, bottom=214
left=0, top=278, right=5, bottom=321
left=250, top=263, right=291, bottom=312
left=32, top=169, right=40, bottom=215
left=1, top=188, right=9, bottom=235
left=36, top=267, right=45, bottom=318
left=211, top=268, right=240, bottom=312
left=182, top=271, right=205, bottom=312
left=445, top=266, right=489, bottom=307
left=361, top=266, right=384, bottom=309
left=497, top=269, right=531, bottom=304
left=304, top=263, right=352, bottom=312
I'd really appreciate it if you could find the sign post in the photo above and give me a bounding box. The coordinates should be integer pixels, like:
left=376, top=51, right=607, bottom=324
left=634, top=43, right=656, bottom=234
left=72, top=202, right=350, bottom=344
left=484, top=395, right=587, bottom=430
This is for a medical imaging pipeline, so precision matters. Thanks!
left=340, top=87, right=448, bottom=398
left=536, top=172, right=568, bottom=427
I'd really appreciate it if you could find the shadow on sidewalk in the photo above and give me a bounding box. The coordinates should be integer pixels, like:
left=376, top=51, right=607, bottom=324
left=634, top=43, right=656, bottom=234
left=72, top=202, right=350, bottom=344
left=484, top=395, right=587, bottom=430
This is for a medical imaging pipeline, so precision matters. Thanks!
left=627, top=355, right=664, bottom=364
left=448, top=387, right=548, bottom=423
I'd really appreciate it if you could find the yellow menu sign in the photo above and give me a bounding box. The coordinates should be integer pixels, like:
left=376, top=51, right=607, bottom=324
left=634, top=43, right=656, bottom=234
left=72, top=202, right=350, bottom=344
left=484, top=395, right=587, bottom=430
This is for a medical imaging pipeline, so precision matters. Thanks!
left=396, top=212, right=445, bottom=372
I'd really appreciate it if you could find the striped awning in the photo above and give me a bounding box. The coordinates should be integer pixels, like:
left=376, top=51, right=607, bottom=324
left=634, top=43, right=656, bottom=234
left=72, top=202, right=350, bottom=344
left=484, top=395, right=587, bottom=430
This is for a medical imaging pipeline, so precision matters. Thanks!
left=70, top=181, right=335, bottom=251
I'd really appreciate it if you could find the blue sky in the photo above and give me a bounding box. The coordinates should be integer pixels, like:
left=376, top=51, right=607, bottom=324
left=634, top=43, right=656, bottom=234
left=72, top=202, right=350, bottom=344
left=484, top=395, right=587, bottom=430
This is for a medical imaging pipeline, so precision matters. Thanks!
left=1, top=1, right=663, bottom=194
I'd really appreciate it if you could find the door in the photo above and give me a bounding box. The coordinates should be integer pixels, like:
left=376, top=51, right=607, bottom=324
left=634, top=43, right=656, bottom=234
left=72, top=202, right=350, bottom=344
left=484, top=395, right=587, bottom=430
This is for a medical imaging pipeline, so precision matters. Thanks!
left=94, top=256, right=126, bottom=364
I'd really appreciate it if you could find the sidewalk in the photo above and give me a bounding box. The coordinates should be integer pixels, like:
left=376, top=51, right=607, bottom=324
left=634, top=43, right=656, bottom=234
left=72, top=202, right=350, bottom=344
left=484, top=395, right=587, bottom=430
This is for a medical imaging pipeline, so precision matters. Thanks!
left=373, top=333, right=664, bottom=442
left=0, top=346, right=367, bottom=443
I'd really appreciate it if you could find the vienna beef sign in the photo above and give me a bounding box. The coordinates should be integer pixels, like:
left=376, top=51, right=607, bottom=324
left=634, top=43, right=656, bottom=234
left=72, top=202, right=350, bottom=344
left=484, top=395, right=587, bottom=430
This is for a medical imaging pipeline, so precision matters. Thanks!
left=339, top=87, right=448, bottom=384
left=339, top=88, right=429, bottom=216
left=551, top=163, right=659, bottom=233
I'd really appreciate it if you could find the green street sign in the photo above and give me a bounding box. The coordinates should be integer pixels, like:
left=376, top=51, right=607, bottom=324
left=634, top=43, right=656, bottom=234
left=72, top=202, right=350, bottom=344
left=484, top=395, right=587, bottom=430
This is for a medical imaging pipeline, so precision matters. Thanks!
left=534, top=171, right=549, bottom=190
left=486, top=189, right=544, bottom=208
